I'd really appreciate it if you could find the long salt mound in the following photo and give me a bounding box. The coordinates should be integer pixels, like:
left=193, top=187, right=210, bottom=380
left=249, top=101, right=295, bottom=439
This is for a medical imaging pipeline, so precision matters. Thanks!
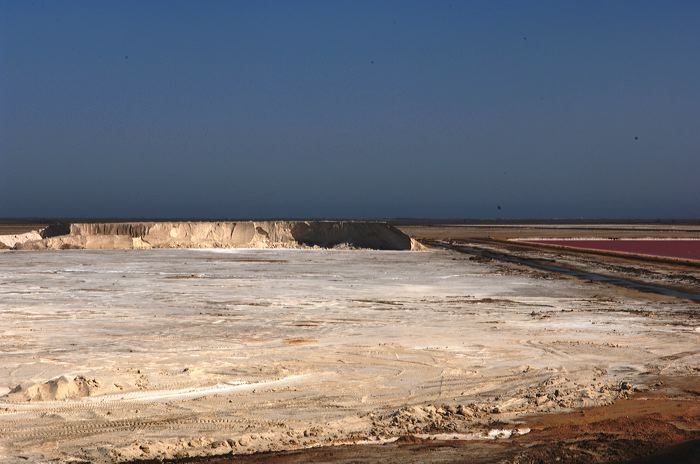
left=9, top=221, right=420, bottom=251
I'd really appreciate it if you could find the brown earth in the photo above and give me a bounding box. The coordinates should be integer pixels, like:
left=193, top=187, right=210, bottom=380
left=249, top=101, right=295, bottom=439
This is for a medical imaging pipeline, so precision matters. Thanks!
left=510, top=375, right=700, bottom=463
left=154, top=377, right=700, bottom=464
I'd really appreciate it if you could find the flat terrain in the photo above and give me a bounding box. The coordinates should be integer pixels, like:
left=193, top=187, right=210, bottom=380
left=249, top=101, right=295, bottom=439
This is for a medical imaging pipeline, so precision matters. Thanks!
left=522, top=239, right=700, bottom=261
left=398, top=223, right=700, bottom=241
left=1, top=240, right=699, bottom=463
left=402, top=224, right=700, bottom=297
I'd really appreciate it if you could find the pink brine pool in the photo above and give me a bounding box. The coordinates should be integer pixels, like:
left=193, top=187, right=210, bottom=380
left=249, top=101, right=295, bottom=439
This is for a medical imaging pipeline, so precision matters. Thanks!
left=522, top=239, right=700, bottom=261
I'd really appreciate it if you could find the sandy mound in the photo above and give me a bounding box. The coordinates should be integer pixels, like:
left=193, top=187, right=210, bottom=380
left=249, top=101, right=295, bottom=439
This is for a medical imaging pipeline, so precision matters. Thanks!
left=14, top=221, right=421, bottom=251
left=5, top=375, right=103, bottom=401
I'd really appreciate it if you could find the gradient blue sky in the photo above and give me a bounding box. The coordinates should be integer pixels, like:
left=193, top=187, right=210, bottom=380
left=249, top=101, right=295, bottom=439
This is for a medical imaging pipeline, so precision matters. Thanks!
left=1, top=1, right=698, bottom=219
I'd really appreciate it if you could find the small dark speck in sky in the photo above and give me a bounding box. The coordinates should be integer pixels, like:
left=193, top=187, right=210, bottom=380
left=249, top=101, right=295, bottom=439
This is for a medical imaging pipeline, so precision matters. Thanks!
left=124, top=55, right=129, bottom=60
left=523, top=36, right=527, bottom=40
left=634, top=136, right=639, bottom=140
left=497, top=205, right=502, bottom=210
left=370, top=60, right=375, bottom=64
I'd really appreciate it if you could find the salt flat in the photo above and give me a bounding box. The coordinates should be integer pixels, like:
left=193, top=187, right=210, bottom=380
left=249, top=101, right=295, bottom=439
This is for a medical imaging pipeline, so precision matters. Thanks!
left=0, top=248, right=698, bottom=462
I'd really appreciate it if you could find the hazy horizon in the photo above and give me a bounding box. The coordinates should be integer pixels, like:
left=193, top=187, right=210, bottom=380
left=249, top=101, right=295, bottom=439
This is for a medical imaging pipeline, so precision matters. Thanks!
left=2, top=1, right=699, bottom=219
left=2, top=217, right=699, bottom=224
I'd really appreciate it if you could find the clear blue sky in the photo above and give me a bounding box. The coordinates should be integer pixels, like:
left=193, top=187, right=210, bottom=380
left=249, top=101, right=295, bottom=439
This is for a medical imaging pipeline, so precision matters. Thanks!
left=1, top=1, right=698, bottom=219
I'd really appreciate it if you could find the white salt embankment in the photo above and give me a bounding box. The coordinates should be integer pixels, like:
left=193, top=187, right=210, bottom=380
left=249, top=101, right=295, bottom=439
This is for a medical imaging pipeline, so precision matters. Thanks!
left=1, top=221, right=422, bottom=251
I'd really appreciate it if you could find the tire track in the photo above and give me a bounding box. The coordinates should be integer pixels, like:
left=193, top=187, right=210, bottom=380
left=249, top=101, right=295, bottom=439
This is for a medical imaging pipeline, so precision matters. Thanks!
left=2, top=416, right=257, bottom=443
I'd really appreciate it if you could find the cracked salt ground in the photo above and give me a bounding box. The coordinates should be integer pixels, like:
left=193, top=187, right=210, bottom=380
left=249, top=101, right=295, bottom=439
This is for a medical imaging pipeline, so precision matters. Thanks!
left=0, top=248, right=698, bottom=463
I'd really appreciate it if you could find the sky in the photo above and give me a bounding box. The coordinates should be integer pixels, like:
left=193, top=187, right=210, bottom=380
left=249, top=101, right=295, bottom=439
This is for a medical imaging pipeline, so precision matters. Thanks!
left=1, top=0, right=699, bottom=219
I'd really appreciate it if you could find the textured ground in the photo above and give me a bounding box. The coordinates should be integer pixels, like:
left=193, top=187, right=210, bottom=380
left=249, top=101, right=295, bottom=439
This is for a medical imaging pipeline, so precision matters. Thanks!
left=0, top=247, right=698, bottom=463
